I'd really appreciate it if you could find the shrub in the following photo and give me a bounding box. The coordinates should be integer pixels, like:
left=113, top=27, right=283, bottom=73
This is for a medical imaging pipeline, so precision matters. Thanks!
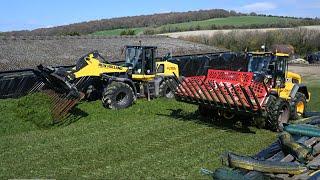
left=180, top=28, right=320, bottom=56
left=120, top=29, right=136, bottom=36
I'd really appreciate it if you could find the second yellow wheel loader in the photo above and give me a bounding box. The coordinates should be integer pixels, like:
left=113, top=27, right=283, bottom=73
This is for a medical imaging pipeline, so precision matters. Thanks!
left=169, top=51, right=311, bottom=131
left=35, top=45, right=179, bottom=120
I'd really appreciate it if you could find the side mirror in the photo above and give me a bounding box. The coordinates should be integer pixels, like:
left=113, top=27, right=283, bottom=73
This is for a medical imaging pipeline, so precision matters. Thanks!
left=163, top=53, right=172, bottom=60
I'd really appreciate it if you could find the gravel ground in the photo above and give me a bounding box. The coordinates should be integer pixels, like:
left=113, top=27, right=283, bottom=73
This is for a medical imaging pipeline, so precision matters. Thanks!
left=289, top=65, right=320, bottom=80
left=0, top=36, right=220, bottom=71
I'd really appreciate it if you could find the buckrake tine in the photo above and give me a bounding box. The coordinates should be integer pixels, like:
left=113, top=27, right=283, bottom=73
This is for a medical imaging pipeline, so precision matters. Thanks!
left=223, top=82, right=239, bottom=111
left=240, top=86, right=255, bottom=111
left=164, top=76, right=179, bottom=94
left=181, top=78, right=200, bottom=101
left=52, top=98, right=72, bottom=121
left=194, top=80, right=211, bottom=103
left=60, top=98, right=81, bottom=120
left=29, top=82, right=43, bottom=93
left=51, top=94, right=68, bottom=113
left=248, top=86, right=262, bottom=112
left=58, top=99, right=76, bottom=120
left=215, top=81, right=232, bottom=109
left=175, top=77, right=195, bottom=100
left=208, top=81, right=225, bottom=109
left=231, top=84, right=247, bottom=112
left=200, top=79, right=218, bottom=106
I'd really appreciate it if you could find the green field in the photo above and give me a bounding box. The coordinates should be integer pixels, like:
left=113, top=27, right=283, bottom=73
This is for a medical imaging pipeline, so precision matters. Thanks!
left=0, top=75, right=319, bottom=179
left=0, top=96, right=277, bottom=179
left=91, top=16, right=298, bottom=36
left=304, top=77, right=320, bottom=113
left=92, top=28, right=144, bottom=36
left=159, top=16, right=295, bottom=30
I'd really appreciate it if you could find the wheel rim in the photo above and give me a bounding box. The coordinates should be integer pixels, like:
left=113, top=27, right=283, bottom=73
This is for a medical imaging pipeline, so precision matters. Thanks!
left=296, top=101, right=305, bottom=115
left=165, top=87, right=174, bottom=98
left=116, top=92, right=127, bottom=104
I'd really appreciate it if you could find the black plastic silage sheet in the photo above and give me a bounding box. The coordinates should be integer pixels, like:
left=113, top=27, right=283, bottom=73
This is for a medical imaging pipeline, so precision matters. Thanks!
left=169, top=52, right=249, bottom=77
left=0, top=69, right=40, bottom=99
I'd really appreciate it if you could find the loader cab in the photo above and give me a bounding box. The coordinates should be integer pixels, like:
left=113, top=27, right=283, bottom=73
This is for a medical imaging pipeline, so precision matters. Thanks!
left=124, top=46, right=157, bottom=76
left=248, top=52, right=289, bottom=88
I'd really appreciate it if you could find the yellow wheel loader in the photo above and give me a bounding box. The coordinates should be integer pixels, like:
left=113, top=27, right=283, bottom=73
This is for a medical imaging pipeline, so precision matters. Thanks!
left=169, top=51, right=310, bottom=131
left=35, top=45, right=179, bottom=121
left=248, top=52, right=310, bottom=130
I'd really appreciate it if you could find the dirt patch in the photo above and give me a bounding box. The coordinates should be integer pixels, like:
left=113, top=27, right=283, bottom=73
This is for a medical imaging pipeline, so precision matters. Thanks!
left=289, top=65, right=320, bottom=81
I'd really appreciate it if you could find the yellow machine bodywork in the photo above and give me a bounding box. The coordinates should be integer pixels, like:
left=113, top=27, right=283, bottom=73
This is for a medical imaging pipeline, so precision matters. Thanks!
left=271, top=53, right=310, bottom=102
left=250, top=51, right=311, bottom=103
left=131, top=61, right=179, bottom=81
left=73, top=54, right=128, bottom=78
left=156, top=61, right=179, bottom=77
left=71, top=51, right=179, bottom=86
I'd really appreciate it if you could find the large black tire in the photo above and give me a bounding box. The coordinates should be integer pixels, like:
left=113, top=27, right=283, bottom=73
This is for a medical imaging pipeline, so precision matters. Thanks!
left=290, top=92, right=307, bottom=120
left=102, top=82, right=134, bottom=110
left=159, top=79, right=175, bottom=99
left=266, top=95, right=291, bottom=131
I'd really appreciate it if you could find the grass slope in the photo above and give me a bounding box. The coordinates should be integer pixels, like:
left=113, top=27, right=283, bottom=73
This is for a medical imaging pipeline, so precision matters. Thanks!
left=0, top=95, right=276, bottom=179
left=92, top=28, right=144, bottom=36
left=160, top=16, right=294, bottom=30
left=305, top=77, right=320, bottom=112
left=91, top=16, right=297, bottom=36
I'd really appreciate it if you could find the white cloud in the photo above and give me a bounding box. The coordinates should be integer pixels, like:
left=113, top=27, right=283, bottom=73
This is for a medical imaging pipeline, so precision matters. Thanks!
left=45, top=25, right=54, bottom=28
left=241, top=2, right=277, bottom=12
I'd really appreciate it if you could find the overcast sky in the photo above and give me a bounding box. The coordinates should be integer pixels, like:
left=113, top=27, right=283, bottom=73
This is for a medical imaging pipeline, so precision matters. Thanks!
left=0, top=0, right=319, bottom=32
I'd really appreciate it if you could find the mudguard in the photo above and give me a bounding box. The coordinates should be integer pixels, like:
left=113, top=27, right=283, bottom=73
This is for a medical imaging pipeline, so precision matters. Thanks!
left=289, top=84, right=310, bottom=101
left=101, top=74, right=137, bottom=98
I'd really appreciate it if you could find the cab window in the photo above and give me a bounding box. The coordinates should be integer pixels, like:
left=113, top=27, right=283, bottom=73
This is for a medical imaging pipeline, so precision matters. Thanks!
left=157, top=64, right=164, bottom=73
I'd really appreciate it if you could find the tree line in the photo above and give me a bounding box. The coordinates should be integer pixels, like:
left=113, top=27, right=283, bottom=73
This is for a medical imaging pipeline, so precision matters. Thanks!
left=3, top=9, right=242, bottom=36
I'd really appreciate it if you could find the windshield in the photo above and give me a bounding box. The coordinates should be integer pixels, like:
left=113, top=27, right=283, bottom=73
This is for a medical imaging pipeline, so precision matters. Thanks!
left=75, top=51, right=108, bottom=71
left=248, top=56, right=271, bottom=73
left=75, top=57, right=88, bottom=71
left=125, top=48, right=142, bottom=68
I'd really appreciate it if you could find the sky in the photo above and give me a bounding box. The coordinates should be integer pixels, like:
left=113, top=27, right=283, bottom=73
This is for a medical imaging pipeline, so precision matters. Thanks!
left=0, top=0, right=320, bottom=32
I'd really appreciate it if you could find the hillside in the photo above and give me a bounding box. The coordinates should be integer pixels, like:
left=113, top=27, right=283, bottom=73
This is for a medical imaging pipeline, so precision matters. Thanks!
left=2, top=8, right=320, bottom=37
left=92, top=16, right=290, bottom=36
left=2, top=9, right=241, bottom=36
left=92, top=16, right=319, bottom=36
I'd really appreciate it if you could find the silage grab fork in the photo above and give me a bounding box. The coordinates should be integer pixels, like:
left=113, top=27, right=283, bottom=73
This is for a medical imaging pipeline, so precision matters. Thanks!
left=34, top=66, right=89, bottom=123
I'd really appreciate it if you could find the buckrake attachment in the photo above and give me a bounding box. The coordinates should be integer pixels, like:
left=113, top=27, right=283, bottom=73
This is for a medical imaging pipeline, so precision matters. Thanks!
left=167, top=70, right=271, bottom=115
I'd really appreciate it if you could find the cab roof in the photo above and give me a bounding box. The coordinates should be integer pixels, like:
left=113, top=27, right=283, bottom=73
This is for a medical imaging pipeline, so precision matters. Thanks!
left=248, top=51, right=289, bottom=57
left=126, top=45, right=157, bottom=49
